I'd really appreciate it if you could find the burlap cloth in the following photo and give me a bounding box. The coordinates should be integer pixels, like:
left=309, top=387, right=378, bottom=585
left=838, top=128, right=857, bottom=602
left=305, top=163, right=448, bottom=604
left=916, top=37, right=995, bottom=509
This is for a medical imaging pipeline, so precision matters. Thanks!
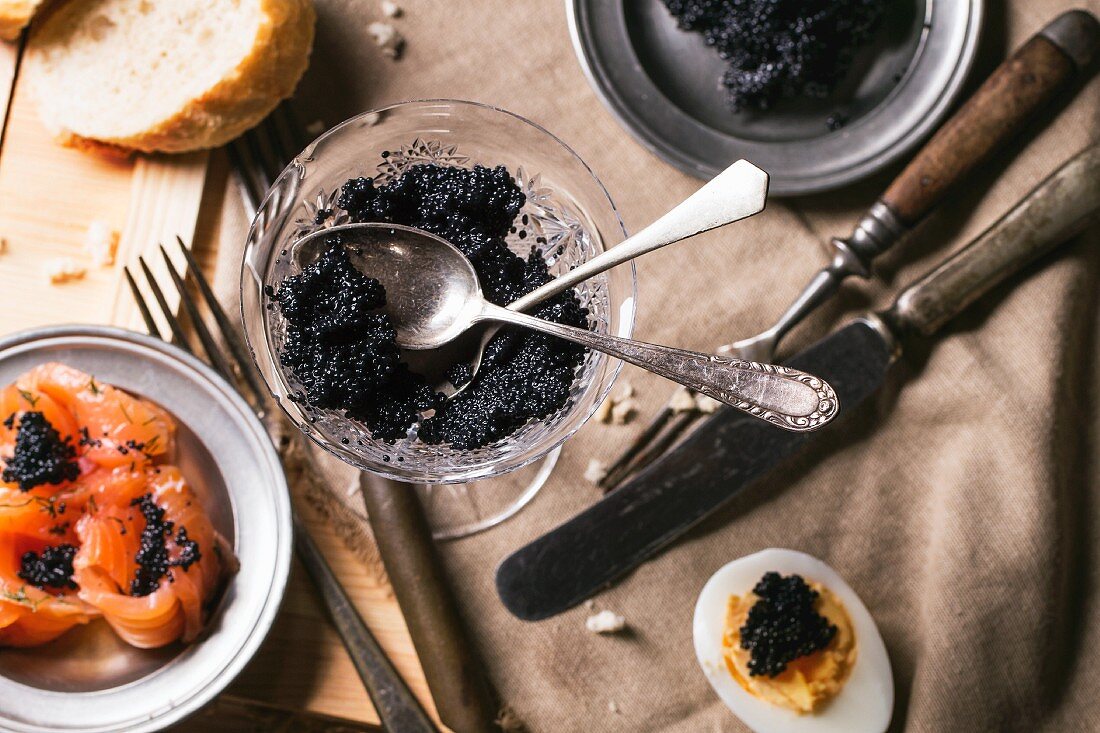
left=206, top=1, right=1100, bottom=730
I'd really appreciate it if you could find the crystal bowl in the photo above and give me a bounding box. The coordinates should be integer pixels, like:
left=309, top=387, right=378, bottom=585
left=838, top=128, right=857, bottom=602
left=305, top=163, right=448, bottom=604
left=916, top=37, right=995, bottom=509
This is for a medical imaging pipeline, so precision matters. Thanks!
left=241, top=100, right=635, bottom=483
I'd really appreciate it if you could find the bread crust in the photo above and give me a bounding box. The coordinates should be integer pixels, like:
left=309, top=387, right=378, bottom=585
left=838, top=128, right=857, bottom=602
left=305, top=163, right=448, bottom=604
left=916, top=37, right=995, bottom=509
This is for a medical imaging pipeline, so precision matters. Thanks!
left=0, top=0, right=46, bottom=40
left=25, top=0, right=315, bottom=153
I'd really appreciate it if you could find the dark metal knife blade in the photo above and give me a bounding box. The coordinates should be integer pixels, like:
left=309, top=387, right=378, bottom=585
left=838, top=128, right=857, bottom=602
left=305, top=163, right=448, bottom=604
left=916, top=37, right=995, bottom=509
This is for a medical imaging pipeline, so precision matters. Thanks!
left=496, top=145, right=1100, bottom=621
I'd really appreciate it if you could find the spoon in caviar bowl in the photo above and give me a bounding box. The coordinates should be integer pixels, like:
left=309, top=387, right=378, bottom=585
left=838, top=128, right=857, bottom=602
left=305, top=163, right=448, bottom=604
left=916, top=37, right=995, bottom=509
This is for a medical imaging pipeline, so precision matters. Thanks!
left=293, top=222, right=839, bottom=432
left=443, top=158, right=771, bottom=398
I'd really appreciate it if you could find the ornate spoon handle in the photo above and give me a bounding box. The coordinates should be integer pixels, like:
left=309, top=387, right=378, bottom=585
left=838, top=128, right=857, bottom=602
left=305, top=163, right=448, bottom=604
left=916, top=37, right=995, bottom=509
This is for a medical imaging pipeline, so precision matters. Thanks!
left=477, top=304, right=838, bottom=432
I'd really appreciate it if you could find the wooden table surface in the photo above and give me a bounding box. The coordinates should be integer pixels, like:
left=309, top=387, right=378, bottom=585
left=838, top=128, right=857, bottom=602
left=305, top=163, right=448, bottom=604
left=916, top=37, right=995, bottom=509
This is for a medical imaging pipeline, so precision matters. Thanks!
left=0, top=38, right=439, bottom=732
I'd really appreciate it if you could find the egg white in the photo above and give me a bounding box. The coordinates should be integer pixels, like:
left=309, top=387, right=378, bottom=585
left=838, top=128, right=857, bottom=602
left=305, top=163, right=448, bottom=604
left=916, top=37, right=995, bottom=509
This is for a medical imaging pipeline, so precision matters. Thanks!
left=692, top=548, right=893, bottom=733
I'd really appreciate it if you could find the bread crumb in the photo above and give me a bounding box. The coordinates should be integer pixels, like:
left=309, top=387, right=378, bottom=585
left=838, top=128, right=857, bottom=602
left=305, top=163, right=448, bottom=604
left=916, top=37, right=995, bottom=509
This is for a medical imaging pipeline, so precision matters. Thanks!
left=586, top=609, right=626, bottom=634
left=610, top=398, right=638, bottom=425
left=584, top=599, right=595, bottom=610
left=44, top=258, right=87, bottom=284
left=608, top=700, right=621, bottom=714
left=594, top=396, right=614, bottom=424
left=597, top=381, right=640, bottom=424
left=305, top=119, right=326, bottom=136
left=83, top=220, right=119, bottom=266
left=368, top=21, right=404, bottom=59
left=0, top=237, right=8, bottom=255
left=361, top=111, right=382, bottom=126
left=380, top=0, right=402, bottom=17
left=583, top=458, right=607, bottom=484
left=495, top=706, right=527, bottom=733
left=695, top=394, right=722, bottom=414
left=669, top=387, right=697, bottom=414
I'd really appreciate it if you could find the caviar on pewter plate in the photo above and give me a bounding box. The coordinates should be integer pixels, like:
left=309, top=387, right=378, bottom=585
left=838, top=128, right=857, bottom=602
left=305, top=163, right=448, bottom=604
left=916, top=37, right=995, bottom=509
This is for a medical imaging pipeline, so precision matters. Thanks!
left=274, top=161, right=591, bottom=450
left=663, top=0, right=890, bottom=117
left=694, top=548, right=893, bottom=733
left=0, top=362, right=234, bottom=650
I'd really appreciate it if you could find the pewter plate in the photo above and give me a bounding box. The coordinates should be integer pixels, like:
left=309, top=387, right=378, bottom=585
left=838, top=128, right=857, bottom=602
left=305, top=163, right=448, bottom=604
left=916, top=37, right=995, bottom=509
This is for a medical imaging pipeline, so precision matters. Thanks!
left=0, top=326, right=292, bottom=733
left=568, top=0, right=983, bottom=194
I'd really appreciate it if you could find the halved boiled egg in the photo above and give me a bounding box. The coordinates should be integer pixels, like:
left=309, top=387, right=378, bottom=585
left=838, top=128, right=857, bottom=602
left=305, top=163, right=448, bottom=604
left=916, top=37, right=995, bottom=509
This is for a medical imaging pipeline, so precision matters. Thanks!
left=693, top=548, right=893, bottom=733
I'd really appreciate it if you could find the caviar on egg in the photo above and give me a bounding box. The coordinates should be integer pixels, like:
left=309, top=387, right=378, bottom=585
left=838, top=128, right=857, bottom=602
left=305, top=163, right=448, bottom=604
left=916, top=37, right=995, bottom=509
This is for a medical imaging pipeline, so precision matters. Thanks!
left=739, top=571, right=838, bottom=677
left=1, top=411, right=80, bottom=491
left=664, top=0, right=889, bottom=113
left=275, top=162, right=590, bottom=450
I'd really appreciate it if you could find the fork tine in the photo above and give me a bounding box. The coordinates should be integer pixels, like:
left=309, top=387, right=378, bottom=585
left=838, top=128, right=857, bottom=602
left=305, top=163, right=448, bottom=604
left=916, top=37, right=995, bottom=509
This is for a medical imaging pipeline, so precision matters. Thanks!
left=138, top=257, right=193, bottom=354
left=123, top=266, right=163, bottom=341
left=157, top=245, right=237, bottom=385
left=174, top=236, right=267, bottom=402
left=228, top=138, right=265, bottom=216
left=243, top=123, right=284, bottom=193
left=228, top=102, right=308, bottom=221
left=268, top=103, right=305, bottom=164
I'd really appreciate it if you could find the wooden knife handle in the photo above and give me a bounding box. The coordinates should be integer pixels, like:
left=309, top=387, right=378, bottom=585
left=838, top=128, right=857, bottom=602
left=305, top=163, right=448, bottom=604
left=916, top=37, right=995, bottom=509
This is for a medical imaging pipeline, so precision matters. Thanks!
left=360, top=474, right=499, bottom=733
left=881, top=10, right=1098, bottom=226
left=887, top=144, right=1100, bottom=338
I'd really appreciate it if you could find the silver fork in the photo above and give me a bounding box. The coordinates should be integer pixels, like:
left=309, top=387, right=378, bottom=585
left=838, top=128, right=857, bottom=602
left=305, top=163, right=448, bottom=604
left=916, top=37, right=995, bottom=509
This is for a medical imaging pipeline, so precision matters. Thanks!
left=227, top=103, right=304, bottom=221
left=125, top=240, right=438, bottom=732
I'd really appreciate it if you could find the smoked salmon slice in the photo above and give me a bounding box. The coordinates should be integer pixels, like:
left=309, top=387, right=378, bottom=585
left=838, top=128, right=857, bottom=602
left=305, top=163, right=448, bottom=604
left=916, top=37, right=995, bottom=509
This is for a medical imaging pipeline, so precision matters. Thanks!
left=22, top=363, right=174, bottom=470
left=0, top=363, right=232, bottom=650
left=74, top=466, right=223, bottom=648
left=0, top=532, right=97, bottom=647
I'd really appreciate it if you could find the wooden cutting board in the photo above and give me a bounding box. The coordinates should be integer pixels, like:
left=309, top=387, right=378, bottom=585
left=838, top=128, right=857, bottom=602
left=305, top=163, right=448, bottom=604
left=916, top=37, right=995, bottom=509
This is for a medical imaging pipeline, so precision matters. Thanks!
left=0, top=45, right=208, bottom=334
left=0, top=39, right=438, bottom=732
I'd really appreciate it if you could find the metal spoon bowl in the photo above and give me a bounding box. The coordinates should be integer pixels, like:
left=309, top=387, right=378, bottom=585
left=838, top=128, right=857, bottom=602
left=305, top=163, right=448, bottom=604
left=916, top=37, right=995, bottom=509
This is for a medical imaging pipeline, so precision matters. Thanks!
left=293, top=224, right=839, bottom=432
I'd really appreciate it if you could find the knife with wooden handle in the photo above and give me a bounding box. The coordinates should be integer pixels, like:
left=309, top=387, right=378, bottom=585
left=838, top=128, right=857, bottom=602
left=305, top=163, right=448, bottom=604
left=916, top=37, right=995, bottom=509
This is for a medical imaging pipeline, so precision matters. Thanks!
left=824, top=10, right=1098, bottom=295
left=606, top=9, right=1100, bottom=490
left=361, top=475, right=499, bottom=733
left=497, top=144, right=1100, bottom=621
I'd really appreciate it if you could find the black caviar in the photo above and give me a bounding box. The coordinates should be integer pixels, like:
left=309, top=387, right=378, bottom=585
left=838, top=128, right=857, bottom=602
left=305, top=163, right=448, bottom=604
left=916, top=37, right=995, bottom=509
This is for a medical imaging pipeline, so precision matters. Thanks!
left=1, top=411, right=80, bottom=491
left=129, top=494, right=200, bottom=596
left=18, top=543, right=77, bottom=591
left=739, top=572, right=837, bottom=677
left=275, top=162, right=589, bottom=450
left=664, top=0, right=889, bottom=112
left=173, top=527, right=202, bottom=570
left=275, top=244, right=441, bottom=439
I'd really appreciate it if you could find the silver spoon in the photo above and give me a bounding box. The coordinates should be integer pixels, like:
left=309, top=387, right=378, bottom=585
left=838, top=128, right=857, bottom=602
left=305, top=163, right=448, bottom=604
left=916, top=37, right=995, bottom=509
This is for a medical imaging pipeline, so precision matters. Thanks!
left=448, top=158, right=770, bottom=395
left=294, top=223, right=839, bottom=432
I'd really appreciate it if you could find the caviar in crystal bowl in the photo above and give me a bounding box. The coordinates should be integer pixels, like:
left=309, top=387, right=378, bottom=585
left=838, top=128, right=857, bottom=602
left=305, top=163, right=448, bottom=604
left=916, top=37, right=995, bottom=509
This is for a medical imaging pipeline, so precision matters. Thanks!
left=241, top=100, right=635, bottom=483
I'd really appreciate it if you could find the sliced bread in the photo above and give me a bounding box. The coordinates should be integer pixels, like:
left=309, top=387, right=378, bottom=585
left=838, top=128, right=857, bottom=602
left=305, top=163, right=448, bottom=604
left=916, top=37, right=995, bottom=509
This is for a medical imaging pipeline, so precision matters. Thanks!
left=0, top=0, right=47, bottom=40
left=24, top=0, right=315, bottom=154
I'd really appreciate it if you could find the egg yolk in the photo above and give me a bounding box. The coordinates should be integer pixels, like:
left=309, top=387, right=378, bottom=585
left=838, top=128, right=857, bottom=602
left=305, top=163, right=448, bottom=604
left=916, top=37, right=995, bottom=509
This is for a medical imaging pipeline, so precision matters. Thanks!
left=722, top=582, right=856, bottom=713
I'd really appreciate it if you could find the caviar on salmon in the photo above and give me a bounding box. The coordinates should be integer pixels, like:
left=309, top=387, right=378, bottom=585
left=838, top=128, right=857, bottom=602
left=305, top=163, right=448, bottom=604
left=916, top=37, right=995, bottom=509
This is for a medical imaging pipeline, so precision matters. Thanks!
left=1, top=411, right=79, bottom=492
left=664, top=0, right=889, bottom=112
left=275, top=162, right=590, bottom=450
left=18, top=543, right=78, bottom=591
left=739, top=572, right=838, bottom=677
left=129, top=493, right=202, bottom=597
left=0, top=364, right=230, bottom=650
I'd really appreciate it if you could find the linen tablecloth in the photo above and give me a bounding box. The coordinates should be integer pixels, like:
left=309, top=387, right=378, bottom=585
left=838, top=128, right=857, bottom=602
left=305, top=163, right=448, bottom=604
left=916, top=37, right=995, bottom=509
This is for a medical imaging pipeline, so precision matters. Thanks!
left=209, top=1, right=1100, bottom=729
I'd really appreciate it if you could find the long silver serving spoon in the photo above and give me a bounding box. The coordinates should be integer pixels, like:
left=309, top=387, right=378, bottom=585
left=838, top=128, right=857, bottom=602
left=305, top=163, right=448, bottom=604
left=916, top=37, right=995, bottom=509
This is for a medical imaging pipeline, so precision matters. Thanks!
left=290, top=222, right=839, bottom=432
left=303, top=158, right=770, bottom=395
